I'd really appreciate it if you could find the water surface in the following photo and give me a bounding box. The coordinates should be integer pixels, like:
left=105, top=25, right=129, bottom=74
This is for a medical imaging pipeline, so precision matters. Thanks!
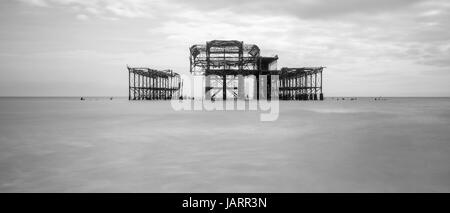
left=0, top=97, right=449, bottom=192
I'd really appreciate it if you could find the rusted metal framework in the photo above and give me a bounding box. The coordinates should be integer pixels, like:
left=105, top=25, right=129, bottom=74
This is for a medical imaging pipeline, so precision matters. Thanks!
left=279, top=67, right=324, bottom=100
left=190, top=40, right=279, bottom=100
left=189, top=40, right=324, bottom=100
left=190, top=40, right=265, bottom=76
left=128, top=67, right=181, bottom=100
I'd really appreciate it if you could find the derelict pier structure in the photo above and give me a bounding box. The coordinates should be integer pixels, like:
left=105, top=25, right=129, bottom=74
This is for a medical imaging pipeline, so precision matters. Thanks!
left=189, top=40, right=324, bottom=100
left=128, top=67, right=181, bottom=100
left=127, top=40, right=324, bottom=101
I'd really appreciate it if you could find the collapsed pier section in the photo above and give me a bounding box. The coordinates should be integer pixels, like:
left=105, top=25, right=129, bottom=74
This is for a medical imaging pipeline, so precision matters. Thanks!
left=128, top=67, right=181, bottom=100
left=279, top=67, right=324, bottom=100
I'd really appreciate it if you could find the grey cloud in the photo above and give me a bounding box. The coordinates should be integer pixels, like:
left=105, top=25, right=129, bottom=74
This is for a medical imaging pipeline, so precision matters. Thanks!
left=8, top=0, right=450, bottom=97
left=18, top=0, right=428, bottom=20
left=168, top=0, right=426, bottom=19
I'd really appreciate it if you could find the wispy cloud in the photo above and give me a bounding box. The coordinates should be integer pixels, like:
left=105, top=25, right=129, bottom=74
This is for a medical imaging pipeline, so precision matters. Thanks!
left=5, top=0, right=450, bottom=96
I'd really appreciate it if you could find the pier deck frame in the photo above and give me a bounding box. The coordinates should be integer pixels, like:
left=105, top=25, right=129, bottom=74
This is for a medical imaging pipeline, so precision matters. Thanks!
left=279, top=67, right=324, bottom=100
left=128, top=67, right=181, bottom=100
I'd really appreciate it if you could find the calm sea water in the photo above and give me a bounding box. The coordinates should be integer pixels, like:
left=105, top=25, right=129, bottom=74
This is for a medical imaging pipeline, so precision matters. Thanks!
left=0, top=97, right=449, bottom=192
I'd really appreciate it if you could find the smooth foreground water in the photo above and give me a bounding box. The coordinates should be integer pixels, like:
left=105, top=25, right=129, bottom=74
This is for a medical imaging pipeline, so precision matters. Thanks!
left=0, top=97, right=449, bottom=192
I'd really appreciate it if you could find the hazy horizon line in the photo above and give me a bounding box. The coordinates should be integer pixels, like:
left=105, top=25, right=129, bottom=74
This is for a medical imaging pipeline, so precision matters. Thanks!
left=0, top=96, right=449, bottom=98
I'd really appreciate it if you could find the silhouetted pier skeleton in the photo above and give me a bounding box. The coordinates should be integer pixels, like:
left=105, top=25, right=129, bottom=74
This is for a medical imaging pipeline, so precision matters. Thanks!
left=127, top=40, right=324, bottom=101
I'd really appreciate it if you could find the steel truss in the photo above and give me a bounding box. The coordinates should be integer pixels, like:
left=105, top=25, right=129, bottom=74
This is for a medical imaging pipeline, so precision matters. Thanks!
left=128, top=67, right=181, bottom=100
left=279, top=67, right=324, bottom=100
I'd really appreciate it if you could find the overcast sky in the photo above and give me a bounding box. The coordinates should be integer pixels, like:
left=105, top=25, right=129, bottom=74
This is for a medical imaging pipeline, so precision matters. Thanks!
left=0, top=0, right=449, bottom=96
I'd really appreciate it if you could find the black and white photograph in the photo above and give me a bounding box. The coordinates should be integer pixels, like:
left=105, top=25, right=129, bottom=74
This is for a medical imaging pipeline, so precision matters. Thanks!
left=0, top=0, right=449, bottom=206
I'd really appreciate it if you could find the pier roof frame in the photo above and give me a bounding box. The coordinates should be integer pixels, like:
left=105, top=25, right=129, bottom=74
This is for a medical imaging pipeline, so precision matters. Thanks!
left=190, top=40, right=273, bottom=76
left=280, top=67, right=325, bottom=77
left=127, top=66, right=179, bottom=78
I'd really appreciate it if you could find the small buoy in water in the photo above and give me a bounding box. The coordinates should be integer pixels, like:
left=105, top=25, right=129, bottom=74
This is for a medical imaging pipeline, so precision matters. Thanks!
left=80, top=97, right=85, bottom=101
left=110, top=97, right=113, bottom=100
